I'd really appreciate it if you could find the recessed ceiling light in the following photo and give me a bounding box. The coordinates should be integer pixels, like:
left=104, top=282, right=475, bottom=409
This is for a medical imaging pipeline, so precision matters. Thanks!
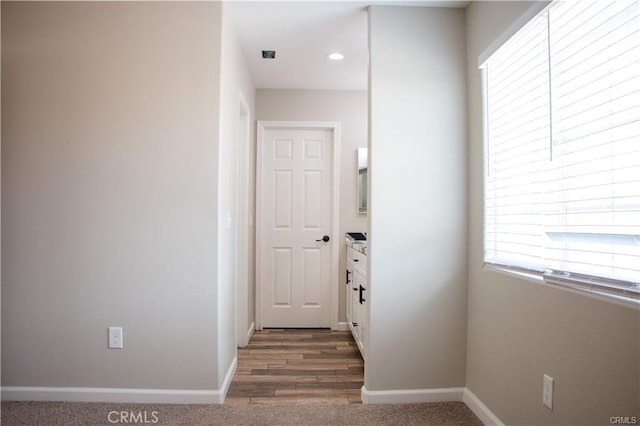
left=328, top=52, right=344, bottom=61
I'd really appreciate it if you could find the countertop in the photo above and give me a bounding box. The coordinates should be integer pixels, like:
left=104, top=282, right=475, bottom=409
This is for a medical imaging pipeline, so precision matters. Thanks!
left=345, top=235, right=367, bottom=255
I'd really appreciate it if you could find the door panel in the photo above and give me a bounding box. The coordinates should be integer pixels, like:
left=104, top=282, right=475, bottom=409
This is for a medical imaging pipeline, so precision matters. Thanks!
left=258, top=127, right=334, bottom=328
left=303, top=171, right=323, bottom=229
left=274, top=171, right=293, bottom=229
left=302, top=247, right=322, bottom=306
left=272, top=248, right=292, bottom=306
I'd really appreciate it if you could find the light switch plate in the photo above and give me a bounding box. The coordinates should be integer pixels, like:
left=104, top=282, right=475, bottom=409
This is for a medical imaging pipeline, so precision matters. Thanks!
left=108, top=327, right=123, bottom=349
left=543, top=374, right=554, bottom=409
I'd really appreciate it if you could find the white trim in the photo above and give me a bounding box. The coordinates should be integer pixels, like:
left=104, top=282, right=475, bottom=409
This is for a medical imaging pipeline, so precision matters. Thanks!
left=478, top=0, right=551, bottom=68
left=330, top=123, right=342, bottom=331
left=255, top=121, right=341, bottom=331
left=255, top=121, right=264, bottom=332
left=361, top=385, right=464, bottom=404
left=245, top=321, right=255, bottom=346
left=360, top=386, right=504, bottom=425
left=463, top=388, right=505, bottom=426
left=0, top=358, right=238, bottom=404
left=1, top=358, right=238, bottom=404
left=336, top=321, right=350, bottom=332
left=219, top=356, right=237, bottom=403
left=236, top=90, right=252, bottom=348
left=1, top=387, right=220, bottom=404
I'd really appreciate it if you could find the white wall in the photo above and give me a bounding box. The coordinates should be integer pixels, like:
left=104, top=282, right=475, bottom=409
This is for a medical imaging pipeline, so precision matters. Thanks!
left=367, top=6, right=468, bottom=391
left=466, top=2, right=640, bottom=424
left=218, top=3, right=256, bottom=369
left=255, top=89, right=368, bottom=323
left=1, top=2, right=223, bottom=392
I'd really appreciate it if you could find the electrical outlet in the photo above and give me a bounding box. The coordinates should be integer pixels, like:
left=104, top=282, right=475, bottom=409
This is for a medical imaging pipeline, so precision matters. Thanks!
left=543, top=374, right=554, bottom=409
left=108, top=327, right=123, bottom=349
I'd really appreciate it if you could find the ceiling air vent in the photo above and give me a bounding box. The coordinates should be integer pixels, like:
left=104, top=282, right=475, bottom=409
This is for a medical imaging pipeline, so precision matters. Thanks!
left=262, top=50, right=276, bottom=59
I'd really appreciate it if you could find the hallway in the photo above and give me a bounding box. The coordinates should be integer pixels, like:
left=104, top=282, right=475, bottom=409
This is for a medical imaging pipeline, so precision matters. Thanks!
left=226, top=329, right=364, bottom=404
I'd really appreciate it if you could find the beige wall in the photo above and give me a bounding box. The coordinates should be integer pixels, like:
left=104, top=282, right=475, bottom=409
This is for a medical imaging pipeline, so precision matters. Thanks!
left=2, top=2, right=223, bottom=390
left=256, top=89, right=368, bottom=324
left=466, top=2, right=640, bottom=424
left=367, top=6, right=468, bottom=391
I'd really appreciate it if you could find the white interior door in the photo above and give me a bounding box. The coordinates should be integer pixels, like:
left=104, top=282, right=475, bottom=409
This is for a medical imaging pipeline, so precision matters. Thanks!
left=257, top=123, right=338, bottom=328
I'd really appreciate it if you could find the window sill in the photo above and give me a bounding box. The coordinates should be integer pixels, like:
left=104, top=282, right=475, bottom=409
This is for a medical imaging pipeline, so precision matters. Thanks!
left=483, top=263, right=543, bottom=284
left=483, top=264, right=639, bottom=310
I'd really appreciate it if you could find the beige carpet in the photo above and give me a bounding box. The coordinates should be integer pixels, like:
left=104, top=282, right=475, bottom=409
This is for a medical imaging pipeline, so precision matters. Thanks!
left=1, top=401, right=483, bottom=425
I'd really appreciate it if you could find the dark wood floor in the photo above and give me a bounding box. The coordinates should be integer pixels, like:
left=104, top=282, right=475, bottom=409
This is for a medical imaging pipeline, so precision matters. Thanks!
left=225, top=329, right=364, bottom=404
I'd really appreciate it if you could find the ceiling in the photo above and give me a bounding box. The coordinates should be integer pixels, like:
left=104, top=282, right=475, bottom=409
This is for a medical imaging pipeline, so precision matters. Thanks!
left=226, top=1, right=469, bottom=91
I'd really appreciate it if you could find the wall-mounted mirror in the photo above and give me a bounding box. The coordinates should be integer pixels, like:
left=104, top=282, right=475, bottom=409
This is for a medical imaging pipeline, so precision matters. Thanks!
left=357, top=148, right=368, bottom=215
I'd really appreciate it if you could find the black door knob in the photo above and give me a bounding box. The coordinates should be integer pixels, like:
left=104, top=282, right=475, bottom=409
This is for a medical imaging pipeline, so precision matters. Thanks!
left=316, top=235, right=330, bottom=242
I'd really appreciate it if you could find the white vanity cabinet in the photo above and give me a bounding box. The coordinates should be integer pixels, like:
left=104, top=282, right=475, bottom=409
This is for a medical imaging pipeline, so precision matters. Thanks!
left=346, top=245, right=367, bottom=359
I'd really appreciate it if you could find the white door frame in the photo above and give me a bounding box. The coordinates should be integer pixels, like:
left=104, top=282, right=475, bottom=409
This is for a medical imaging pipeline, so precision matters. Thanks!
left=255, top=121, right=341, bottom=331
left=236, top=92, right=252, bottom=347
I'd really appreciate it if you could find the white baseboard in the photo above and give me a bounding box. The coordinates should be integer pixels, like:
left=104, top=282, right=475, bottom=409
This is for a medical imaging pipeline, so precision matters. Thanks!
left=219, top=356, right=237, bottom=403
left=336, top=321, right=350, bottom=332
left=463, top=388, right=504, bottom=426
left=238, top=322, right=255, bottom=348
left=247, top=322, right=255, bottom=343
left=1, top=357, right=239, bottom=405
left=361, top=385, right=465, bottom=404
left=361, top=386, right=503, bottom=425
left=0, top=387, right=220, bottom=404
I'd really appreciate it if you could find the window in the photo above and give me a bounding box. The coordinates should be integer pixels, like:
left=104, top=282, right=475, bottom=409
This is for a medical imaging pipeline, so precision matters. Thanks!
left=482, top=0, right=640, bottom=304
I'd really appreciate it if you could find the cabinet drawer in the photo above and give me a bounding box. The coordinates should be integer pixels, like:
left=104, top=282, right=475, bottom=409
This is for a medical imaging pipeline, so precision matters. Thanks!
left=347, top=246, right=367, bottom=276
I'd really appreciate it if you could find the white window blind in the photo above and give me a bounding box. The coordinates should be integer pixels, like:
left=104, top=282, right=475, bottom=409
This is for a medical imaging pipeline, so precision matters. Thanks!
left=483, top=0, right=640, bottom=303
left=484, top=12, right=550, bottom=273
